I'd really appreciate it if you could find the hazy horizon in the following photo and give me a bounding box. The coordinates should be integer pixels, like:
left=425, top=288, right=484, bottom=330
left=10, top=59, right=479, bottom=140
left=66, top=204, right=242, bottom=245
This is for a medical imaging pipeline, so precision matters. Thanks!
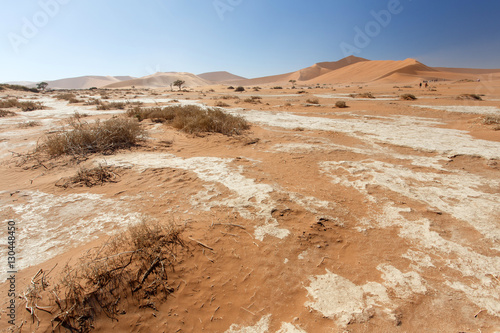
left=2, top=0, right=500, bottom=82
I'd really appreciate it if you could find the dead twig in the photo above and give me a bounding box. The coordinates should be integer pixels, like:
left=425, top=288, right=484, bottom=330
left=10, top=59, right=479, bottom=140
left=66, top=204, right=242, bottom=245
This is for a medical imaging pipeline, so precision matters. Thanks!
left=210, top=306, right=220, bottom=321
left=189, top=237, right=214, bottom=251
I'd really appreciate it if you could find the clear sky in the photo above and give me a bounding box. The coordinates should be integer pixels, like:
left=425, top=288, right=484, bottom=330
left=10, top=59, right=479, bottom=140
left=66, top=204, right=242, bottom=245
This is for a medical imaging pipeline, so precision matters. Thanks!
left=1, top=0, right=500, bottom=82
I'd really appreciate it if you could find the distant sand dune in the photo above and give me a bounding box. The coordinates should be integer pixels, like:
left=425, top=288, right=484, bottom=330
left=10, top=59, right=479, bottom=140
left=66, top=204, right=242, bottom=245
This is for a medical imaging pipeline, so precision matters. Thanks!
left=105, top=72, right=212, bottom=89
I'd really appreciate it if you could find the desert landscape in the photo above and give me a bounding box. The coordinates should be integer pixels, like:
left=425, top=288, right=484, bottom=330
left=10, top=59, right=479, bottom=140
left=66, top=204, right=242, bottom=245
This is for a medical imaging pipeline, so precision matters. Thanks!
left=0, top=56, right=499, bottom=332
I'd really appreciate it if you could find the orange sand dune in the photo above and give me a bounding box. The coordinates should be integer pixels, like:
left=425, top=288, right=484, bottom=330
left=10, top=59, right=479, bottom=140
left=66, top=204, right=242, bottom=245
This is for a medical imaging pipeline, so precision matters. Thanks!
left=228, top=56, right=368, bottom=86
left=198, top=71, right=247, bottom=82
left=305, top=58, right=438, bottom=84
left=105, top=72, right=211, bottom=89
left=433, top=67, right=500, bottom=75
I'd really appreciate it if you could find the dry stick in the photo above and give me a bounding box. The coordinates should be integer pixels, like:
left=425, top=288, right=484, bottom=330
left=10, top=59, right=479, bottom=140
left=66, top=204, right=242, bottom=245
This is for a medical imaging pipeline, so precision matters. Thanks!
left=220, top=231, right=239, bottom=237
left=213, top=223, right=246, bottom=230
left=189, top=237, right=214, bottom=251
left=210, top=306, right=220, bottom=321
left=241, top=306, right=256, bottom=316
left=475, top=309, right=485, bottom=318
left=317, top=256, right=329, bottom=267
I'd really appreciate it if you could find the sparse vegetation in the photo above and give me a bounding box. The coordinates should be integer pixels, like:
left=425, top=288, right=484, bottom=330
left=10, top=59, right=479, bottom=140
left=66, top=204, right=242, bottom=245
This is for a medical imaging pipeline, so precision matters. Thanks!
left=235, top=86, right=245, bottom=92
left=0, top=98, right=45, bottom=111
left=457, top=94, right=482, bottom=100
left=96, top=101, right=126, bottom=110
left=0, top=109, right=16, bottom=117
left=271, top=86, right=283, bottom=89
left=215, top=101, right=230, bottom=107
left=55, top=93, right=82, bottom=103
left=227, top=86, right=235, bottom=90
left=400, top=93, right=417, bottom=100
left=127, top=104, right=249, bottom=136
left=335, top=100, right=347, bottom=108
left=350, top=92, right=375, bottom=99
left=220, top=95, right=240, bottom=100
left=306, top=98, right=319, bottom=104
left=483, top=115, right=500, bottom=125
left=0, top=84, right=38, bottom=93
left=243, top=96, right=262, bottom=104
left=18, top=120, right=42, bottom=128
left=37, top=117, right=144, bottom=158
left=21, top=219, right=184, bottom=332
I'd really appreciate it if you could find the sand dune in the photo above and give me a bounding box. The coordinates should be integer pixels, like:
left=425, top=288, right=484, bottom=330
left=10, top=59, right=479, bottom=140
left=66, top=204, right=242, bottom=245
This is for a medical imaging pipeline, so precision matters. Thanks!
left=228, top=55, right=368, bottom=86
left=46, top=76, right=134, bottom=89
left=198, top=71, right=246, bottom=82
left=304, top=58, right=436, bottom=84
left=105, top=72, right=211, bottom=89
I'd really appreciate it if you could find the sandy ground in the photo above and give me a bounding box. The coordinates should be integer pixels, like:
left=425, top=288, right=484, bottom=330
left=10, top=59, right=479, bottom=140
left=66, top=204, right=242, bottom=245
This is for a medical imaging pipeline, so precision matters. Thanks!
left=0, top=80, right=499, bottom=332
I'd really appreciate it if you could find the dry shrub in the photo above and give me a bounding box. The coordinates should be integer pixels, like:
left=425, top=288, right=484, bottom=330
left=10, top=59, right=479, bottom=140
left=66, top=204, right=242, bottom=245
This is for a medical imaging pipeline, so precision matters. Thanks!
left=220, top=95, right=240, bottom=100
left=85, top=98, right=101, bottom=106
left=96, top=102, right=126, bottom=110
left=243, top=96, right=262, bottom=104
left=234, top=86, right=245, bottom=92
left=306, top=98, right=319, bottom=104
left=483, top=116, right=500, bottom=125
left=23, top=220, right=185, bottom=332
left=350, top=92, right=375, bottom=99
left=457, top=94, right=482, bottom=100
left=215, top=101, right=230, bottom=107
left=0, top=98, right=20, bottom=108
left=57, top=164, right=119, bottom=188
left=55, top=93, right=77, bottom=101
left=0, top=109, right=16, bottom=117
left=0, top=83, right=39, bottom=93
left=400, top=93, right=417, bottom=100
left=335, top=100, right=347, bottom=108
left=19, top=101, right=46, bottom=111
left=127, top=104, right=249, bottom=136
left=18, top=120, right=42, bottom=128
left=38, top=117, right=144, bottom=158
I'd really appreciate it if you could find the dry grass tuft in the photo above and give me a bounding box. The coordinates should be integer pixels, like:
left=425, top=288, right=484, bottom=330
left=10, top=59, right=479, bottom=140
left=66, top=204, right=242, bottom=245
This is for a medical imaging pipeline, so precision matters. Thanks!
left=57, top=164, right=119, bottom=188
left=335, top=100, right=347, bottom=108
left=21, top=220, right=185, bottom=332
left=243, top=96, right=262, bottom=104
left=0, top=98, right=46, bottom=111
left=127, top=104, right=249, bottom=136
left=0, top=109, right=16, bottom=117
left=400, top=93, right=417, bottom=100
left=457, top=94, right=482, bottom=100
left=350, top=92, right=375, bottom=99
left=37, top=117, right=144, bottom=158
left=306, top=98, right=319, bottom=104
left=18, top=120, right=42, bottom=128
left=215, top=101, right=230, bottom=107
left=96, top=101, right=126, bottom=110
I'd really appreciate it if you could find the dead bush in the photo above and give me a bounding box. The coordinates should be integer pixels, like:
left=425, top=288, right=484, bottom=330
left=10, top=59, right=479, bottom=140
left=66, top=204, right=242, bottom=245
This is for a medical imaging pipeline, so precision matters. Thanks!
left=18, top=120, right=42, bottom=128
left=483, top=116, right=500, bottom=125
left=400, top=93, right=417, bottom=100
left=0, top=98, right=20, bottom=108
left=0, top=109, right=16, bottom=117
left=19, top=101, right=46, bottom=111
left=350, top=92, right=375, bottom=99
left=127, top=104, right=249, bottom=136
left=306, top=98, right=319, bottom=104
left=215, top=101, right=230, bottom=107
left=56, top=164, right=119, bottom=188
left=457, top=94, right=482, bottom=100
left=243, top=96, right=262, bottom=104
left=21, top=220, right=185, bottom=332
left=96, top=102, right=126, bottom=110
left=335, top=100, right=347, bottom=108
left=38, top=117, right=144, bottom=158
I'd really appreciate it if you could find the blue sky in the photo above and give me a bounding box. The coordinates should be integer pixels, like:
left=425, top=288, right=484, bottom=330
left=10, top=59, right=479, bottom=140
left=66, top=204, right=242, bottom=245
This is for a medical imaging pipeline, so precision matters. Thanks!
left=1, top=0, right=500, bottom=82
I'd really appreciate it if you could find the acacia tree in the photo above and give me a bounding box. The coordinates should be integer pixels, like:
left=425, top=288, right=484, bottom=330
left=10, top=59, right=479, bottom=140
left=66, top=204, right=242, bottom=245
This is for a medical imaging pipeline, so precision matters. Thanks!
left=173, top=80, right=185, bottom=91
left=289, top=79, right=296, bottom=88
left=37, top=82, right=48, bottom=91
